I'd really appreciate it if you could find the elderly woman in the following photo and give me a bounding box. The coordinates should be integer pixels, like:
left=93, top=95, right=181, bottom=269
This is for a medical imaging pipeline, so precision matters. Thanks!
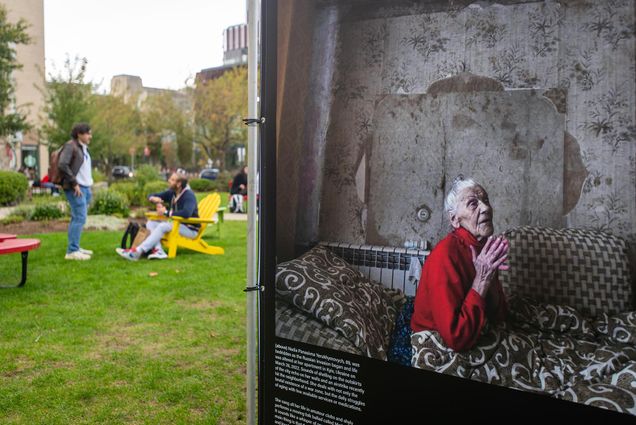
left=410, top=176, right=509, bottom=351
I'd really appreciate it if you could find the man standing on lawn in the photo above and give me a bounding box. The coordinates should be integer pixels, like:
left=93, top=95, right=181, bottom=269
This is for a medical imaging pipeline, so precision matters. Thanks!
left=58, top=123, right=94, bottom=261
left=116, top=172, right=199, bottom=260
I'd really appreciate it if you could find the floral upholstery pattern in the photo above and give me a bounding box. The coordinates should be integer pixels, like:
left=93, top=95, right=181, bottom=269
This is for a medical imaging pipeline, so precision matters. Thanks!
left=412, top=297, right=636, bottom=415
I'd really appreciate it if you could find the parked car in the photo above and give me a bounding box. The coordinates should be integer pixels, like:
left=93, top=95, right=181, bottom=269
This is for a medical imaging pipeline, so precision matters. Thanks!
left=112, top=166, right=134, bottom=180
left=199, top=168, right=219, bottom=180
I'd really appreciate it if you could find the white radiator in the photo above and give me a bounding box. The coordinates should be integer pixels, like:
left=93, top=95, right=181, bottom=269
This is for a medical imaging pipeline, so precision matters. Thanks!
left=320, top=241, right=430, bottom=297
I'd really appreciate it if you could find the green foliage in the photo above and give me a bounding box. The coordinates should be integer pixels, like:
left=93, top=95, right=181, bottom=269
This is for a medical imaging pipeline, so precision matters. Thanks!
left=40, top=56, right=94, bottom=151
left=134, top=165, right=161, bottom=188
left=89, top=189, right=130, bottom=216
left=0, top=171, right=29, bottom=205
left=131, top=208, right=150, bottom=219
left=26, top=193, right=57, bottom=203
left=90, top=94, right=142, bottom=174
left=0, top=214, right=24, bottom=225
left=10, top=204, right=34, bottom=220
left=142, top=180, right=167, bottom=200
left=30, top=203, right=64, bottom=221
left=141, top=93, right=193, bottom=168
left=8, top=198, right=67, bottom=222
left=0, top=5, right=31, bottom=138
left=92, top=168, right=106, bottom=183
left=218, top=170, right=234, bottom=188
left=110, top=170, right=165, bottom=206
left=194, top=67, right=247, bottom=170
left=189, top=178, right=216, bottom=192
left=109, top=181, right=137, bottom=204
left=40, top=58, right=143, bottom=174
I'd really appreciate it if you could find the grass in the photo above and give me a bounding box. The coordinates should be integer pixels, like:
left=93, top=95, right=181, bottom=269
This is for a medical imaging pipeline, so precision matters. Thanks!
left=0, top=221, right=247, bottom=424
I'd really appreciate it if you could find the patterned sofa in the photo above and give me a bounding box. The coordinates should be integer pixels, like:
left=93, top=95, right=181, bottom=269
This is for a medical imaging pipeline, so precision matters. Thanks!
left=274, top=244, right=408, bottom=361
left=411, top=226, right=636, bottom=415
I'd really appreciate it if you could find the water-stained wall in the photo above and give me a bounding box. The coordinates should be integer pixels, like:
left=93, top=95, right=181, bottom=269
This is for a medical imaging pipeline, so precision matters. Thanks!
left=366, top=86, right=566, bottom=246
left=277, top=0, right=636, bottom=259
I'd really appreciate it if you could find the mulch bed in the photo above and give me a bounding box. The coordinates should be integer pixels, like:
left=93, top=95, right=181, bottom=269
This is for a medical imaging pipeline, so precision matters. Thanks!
left=0, top=217, right=146, bottom=235
left=0, top=220, right=71, bottom=235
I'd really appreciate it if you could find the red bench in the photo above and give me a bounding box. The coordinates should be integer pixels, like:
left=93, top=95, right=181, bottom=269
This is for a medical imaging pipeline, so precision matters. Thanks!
left=0, top=237, right=40, bottom=288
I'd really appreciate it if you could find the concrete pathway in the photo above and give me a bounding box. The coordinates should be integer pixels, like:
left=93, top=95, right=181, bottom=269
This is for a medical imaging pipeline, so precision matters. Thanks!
left=223, top=212, right=248, bottom=221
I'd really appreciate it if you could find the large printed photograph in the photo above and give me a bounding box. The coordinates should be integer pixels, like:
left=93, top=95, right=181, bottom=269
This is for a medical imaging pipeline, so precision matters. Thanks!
left=274, top=0, right=636, bottom=417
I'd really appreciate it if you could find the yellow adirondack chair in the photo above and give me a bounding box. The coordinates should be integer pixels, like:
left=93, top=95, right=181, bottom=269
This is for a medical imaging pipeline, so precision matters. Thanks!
left=145, top=193, right=225, bottom=258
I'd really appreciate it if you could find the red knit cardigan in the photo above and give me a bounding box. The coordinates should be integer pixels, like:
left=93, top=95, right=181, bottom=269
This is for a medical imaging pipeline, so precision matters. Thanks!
left=410, top=227, right=508, bottom=351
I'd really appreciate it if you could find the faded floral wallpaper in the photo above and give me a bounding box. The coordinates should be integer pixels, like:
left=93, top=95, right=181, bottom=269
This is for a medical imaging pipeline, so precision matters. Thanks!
left=315, top=0, right=635, bottom=248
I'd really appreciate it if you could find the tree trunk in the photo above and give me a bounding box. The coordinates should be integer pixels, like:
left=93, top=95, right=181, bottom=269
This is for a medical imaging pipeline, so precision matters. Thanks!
left=106, top=144, right=113, bottom=185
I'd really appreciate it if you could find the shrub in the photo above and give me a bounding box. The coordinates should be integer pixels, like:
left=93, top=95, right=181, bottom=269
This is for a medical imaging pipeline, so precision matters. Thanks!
left=142, top=180, right=167, bottom=201
left=0, top=171, right=29, bottom=206
left=134, top=165, right=161, bottom=188
left=0, top=214, right=24, bottom=225
left=89, top=189, right=130, bottom=217
left=31, top=203, right=64, bottom=221
left=111, top=167, right=164, bottom=206
left=189, top=178, right=216, bottom=192
left=131, top=208, right=150, bottom=219
left=92, top=168, right=106, bottom=183
left=110, top=181, right=138, bottom=205
left=29, top=193, right=57, bottom=203
left=218, top=170, right=234, bottom=188
left=11, top=204, right=35, bottom=220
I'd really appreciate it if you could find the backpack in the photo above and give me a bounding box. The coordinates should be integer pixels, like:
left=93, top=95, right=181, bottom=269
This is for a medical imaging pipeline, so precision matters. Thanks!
left=121, top=222, right=140, bottom=249
left=48, top=145, right=64, bottom=185
left=120, top=222, right=150, bottom=249
left=49, top=141, right=72, bottom=185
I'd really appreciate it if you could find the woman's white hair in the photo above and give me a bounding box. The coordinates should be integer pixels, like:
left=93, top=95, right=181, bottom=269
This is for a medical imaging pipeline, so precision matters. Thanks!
left=444, top=175, right=479, bottom=217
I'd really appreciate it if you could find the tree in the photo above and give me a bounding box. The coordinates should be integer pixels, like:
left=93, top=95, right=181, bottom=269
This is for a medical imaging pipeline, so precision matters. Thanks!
left=90, top=94, right=142, bottom=181
left=0, top=5, right=31, bottom=138
left=40, top=56, right=93, bottom=150
left=142, top=92, right=193, bottom=168
left=193, top=67, right=247, bottom=170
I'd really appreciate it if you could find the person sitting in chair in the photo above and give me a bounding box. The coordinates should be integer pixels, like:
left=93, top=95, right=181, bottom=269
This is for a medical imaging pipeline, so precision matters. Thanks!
left=40, top=174, right=60, bottom=195
left=410, top=175, right=509, bottom=351
left=230, top=166, right=248, bottom=213
left=116, top=172, right=199, bottom=260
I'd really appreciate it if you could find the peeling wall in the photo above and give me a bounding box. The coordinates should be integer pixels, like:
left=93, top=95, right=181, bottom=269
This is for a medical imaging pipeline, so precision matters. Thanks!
left=364, top=84, right=567, bottom=246
left=277, top=0, right=636, bottom=260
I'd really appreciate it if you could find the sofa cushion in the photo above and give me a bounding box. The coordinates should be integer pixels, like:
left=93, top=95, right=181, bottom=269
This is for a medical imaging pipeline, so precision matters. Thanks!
left=275, top=245, right=405, bottom=360
left=500, top=226, right=633, bottom=317
left=275, top=299, right=362, bottom=355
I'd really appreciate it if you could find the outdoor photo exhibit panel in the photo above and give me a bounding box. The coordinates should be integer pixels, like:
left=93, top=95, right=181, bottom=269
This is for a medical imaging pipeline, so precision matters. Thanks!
left=261, top=0, right=636, bottom=423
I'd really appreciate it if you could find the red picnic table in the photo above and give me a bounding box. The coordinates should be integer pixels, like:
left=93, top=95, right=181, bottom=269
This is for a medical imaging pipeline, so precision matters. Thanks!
left=0, top=237, right=40, bottom=288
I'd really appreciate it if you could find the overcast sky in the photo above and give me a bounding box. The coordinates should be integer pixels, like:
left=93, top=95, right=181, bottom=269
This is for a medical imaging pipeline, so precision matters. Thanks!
left=44, top=0, right=247, bottom=93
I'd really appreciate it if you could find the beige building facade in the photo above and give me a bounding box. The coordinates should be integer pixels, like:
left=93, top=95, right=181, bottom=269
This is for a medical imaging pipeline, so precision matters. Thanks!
left=0, top=0, right=47, bottom=176
left=111, top=74, right=191, bottom=114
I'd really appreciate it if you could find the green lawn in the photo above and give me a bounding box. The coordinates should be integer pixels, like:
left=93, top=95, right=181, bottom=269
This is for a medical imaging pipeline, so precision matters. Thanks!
left=0, top=222, right=247, bottom=424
